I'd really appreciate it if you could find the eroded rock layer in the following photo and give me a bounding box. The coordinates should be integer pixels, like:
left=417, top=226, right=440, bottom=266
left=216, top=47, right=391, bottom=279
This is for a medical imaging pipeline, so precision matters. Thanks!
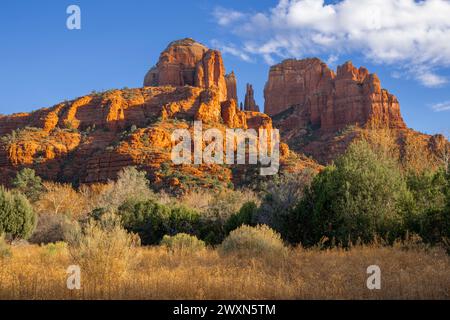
left=1, top=39, right=447, bottom=191
left=144, top=38, right=231, bottom=103
left=0, top=86, right=314, bottom=190
left=264, top=59, right=406, bottom=131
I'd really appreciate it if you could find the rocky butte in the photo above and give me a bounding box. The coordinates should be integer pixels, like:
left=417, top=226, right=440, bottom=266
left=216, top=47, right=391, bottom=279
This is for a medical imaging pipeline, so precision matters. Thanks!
left=144, top=38, right=236, bottom=103
left=265, top=58, right=406, bottom=131
left=0, top=39, right=314, bottom=192
left=264, top=58, right=448, bottom=166
left=0, top=39, right=448, bottom=190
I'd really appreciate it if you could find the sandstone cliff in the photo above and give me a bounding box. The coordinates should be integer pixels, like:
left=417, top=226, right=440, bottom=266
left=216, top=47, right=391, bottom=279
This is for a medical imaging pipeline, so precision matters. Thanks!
left=144, top=38, right=235, bottom=103
left=1, top=39, right=446, bottom=191
left=261, top=58, right=450, bottom=166
left=0, top=39, right=319, bottom=191
left=264, top=59, right=406, bottom=131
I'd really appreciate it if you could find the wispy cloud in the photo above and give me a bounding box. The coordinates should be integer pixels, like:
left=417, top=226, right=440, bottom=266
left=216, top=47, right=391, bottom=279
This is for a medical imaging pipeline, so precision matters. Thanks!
left=431, top=101, right=450, bottom=112
left=416, top=71, right=447, bottom=88
left=211, top=40, right=253, bottom=62
left=212, top=7, right=245, bottom=26
left=212, top=0, right=450, bottom=87
left=326, top=54, right=339, bottom=67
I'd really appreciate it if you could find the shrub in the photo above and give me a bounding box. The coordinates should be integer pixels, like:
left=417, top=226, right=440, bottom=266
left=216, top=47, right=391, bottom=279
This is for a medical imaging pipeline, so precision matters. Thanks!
left=291, top=140, right=411, bottom=247
left=118, top=200, right=171, bottom=245
left=407, top=170, right=447, bottom=215
left=415, top=209, right=450, bottom=244
left=42, top=241, right=68, bottom=257
left=161, top=233, right=205, bottom=254
left=405, top=169, right=449, bottom=244
left=224, top=202, right=257, bottom=235
left=12, top=168, right=43, bottom=202
left=29, top=213, right=75, bottom=244
left=78, top=183, right=111, bottom=213
left=168, top=205, right=201, bottom=236
left=256, top=170, right=314, bottom=236
left=0, top=187, right=36, bottom=240
left=34, top=182, right=88, bottom=218
left=198, top=189, right=260, bottom=245
left=0, top=234, right=11, bottom=259
left=118, top=200, right=200, bottom=245
left=99, top=167, right=154, bottom=210
left=69, top=212, right=140, bottom=283
left=220, top=225, right=287, bottom=259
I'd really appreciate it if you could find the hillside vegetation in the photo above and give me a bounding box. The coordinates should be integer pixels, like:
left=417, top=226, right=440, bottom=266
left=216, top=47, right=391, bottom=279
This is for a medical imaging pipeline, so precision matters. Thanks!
left=0, top=137, right=449, bottom=299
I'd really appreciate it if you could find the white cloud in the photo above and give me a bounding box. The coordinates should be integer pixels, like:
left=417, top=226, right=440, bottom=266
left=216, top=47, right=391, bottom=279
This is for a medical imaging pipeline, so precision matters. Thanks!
left=211, top=40, right=253, bottom=62
left=326, top=54, right=339, bottom=67
left=213, top=7, right=245, bottom=26
left=431, top=101, right=450, bottom=112
left=214, top=0, right=450, bottom=86
left=417, top=71, right=447, bottom=88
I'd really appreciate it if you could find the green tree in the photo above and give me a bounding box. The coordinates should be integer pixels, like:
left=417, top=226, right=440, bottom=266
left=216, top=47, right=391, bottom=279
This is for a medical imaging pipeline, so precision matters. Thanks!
left=406, top=169, right=447, bottom=214
left=417, top=169, right=450, bottom=243
left=0, top=187, right=36, bottom=240
left=404, top=169, right=449, bottom=243
left=291, top=140, right=411, bottom=246
left=224, top=201, right=257, bottom=235
left=12, top=168, right=43, bottom=202
left=117, top=200, right=201, bottom=245
left=255, top=170, right=314, bottom=236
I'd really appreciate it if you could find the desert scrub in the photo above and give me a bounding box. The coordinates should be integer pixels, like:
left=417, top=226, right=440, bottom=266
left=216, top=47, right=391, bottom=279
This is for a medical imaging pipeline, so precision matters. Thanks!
left=68, top=212, right=140, bottom=290
left=0, top=234, right=11, bottom=259
left=118, top=200, right=201, bottom=245
left=0, top=243, right=448, bottom=299
left=43, top=242, right=68, bottom=257
left=161, top=233, right=205, bottom=254
left=220, top=225, right=288, bottom=260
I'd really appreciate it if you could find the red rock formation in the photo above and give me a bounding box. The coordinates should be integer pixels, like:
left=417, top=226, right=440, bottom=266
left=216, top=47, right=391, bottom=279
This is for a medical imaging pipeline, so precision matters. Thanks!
left=263, top=58, right=450, bottom=166
left=0, top=85, right=306, bottom=188
left=221, top=99, right=246, bottom=128
left=243, top=83, right=260, bottom=112
left=264, top=59, right=406, bottom=131
left=194, top=50, right=228, bottom=102
left=194, top=88, right=222, bottom=123
left=225, top=72, right=238, bottom=102
left=144, top=38, right=231, bottom=103
left=245, top=111, right=272, bottom=130
left=2, top=36, right=446, bottom=190
left=144, top=38, right=208, bottom=87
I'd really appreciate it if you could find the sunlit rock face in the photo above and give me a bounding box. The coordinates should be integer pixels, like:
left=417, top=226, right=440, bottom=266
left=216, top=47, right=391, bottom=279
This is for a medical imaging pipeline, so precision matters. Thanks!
left=144, top=38, right=230, bottom=103
left=264, top=58, right=406, bottom=131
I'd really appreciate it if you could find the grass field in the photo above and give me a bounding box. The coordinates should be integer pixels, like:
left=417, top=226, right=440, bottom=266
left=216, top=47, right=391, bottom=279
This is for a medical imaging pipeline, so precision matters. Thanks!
left=1, top=243, right=448, bottom=300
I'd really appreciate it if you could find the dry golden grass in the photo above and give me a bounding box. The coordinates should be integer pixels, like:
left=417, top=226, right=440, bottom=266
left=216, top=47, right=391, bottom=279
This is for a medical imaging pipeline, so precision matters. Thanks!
left=0, top=243, right=448, bottom=300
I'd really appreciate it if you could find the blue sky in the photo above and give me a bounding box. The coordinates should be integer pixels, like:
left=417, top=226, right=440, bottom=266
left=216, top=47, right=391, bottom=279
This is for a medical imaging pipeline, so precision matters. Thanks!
left=0, top=0, right=449, bottom=137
